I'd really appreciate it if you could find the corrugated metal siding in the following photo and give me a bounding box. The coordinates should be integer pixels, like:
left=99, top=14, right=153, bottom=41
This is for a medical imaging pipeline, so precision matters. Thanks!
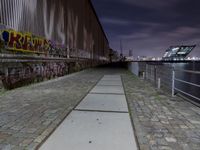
left=0, top=0, right=109, bottom=60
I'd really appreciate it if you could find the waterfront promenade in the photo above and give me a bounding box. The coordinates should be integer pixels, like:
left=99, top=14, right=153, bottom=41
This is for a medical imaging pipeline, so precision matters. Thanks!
left=0, top=67, right=200, bottom=150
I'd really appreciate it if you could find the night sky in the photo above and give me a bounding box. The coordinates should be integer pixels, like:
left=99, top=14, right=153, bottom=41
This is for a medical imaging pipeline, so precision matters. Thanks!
left=91, top=0, right=200, bottom=57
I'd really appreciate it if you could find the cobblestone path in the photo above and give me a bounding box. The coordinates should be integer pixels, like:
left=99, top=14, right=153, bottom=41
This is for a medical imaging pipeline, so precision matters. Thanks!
left=122, top=72, right=200, bottom=150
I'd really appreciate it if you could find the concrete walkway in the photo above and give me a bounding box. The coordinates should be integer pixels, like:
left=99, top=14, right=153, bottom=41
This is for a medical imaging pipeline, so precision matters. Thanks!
left=39, top=75, right=137, bottom=150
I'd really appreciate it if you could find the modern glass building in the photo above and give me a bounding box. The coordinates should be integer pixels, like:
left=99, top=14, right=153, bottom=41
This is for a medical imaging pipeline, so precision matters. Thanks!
left=162, top=45, right=196, bottom=60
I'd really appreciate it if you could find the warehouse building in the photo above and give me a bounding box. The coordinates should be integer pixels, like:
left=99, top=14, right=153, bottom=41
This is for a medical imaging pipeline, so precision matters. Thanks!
left=0, top=0, right=110, bottom=89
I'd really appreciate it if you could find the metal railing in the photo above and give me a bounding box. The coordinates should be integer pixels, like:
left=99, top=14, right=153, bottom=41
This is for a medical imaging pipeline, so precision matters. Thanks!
left=145, top=64, right=173, bottom=90
left=172, top=69, right=200, bottom=102
left=144, top=63, right=200, bottom=102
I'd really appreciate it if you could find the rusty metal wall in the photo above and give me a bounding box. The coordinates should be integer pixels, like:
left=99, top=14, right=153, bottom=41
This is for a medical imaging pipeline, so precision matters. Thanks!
left=0, top=0, right=109, bottom=60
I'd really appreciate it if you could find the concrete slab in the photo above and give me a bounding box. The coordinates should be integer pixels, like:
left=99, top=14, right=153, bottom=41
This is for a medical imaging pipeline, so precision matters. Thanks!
left=76, top=94, right=128, bottom=112
left=103, top=75, right=121, bottom=78
left=90, top=85, right=124, bottom=94
left=39, top=111, right=137, bottom=150
left=101, top=77, right=121, bottom=81
left=97, top=80, right=122, bottom=86
left=100, top=75, right=121, bottom=81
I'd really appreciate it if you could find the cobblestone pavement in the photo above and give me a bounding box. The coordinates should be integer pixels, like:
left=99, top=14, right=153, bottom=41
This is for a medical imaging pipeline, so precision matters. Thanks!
left=122, top=72, right=200, bottom=150
left=0, top=68, right=126, bottom=150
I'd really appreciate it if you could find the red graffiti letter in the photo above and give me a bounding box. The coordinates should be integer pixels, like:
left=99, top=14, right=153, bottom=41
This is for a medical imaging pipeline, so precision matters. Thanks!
left=9, top=32, right=22, bottom=49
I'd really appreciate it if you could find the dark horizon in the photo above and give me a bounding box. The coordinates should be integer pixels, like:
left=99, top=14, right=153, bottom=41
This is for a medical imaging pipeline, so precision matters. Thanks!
left=91, top=0, right=200, bottom=57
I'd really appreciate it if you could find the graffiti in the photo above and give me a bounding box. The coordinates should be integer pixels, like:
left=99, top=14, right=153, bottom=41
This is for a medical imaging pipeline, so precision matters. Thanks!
left=43, top=0, right=66, bottom=45
left=0, top=29, right=49, bottom=54
left=48, top=40, right=67, bottom=57
left=32, top=63, right=66, bottom=78
left=2, top=62, right=68, bottom=89
left=69, top=48, right=91, bottom=59
left=0, top=29, right=68, bottom=57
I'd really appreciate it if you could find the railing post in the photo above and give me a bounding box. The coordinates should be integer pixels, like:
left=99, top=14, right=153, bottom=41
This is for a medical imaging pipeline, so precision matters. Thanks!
left=142, top=72, right=145, bottom=79
left=172, top=69, right=175, bottom=97
left=158, top=78, right=161, bottom=89
left=145, top=64, right=148, bottom=80
left=154, top=65, right=157, bottom=87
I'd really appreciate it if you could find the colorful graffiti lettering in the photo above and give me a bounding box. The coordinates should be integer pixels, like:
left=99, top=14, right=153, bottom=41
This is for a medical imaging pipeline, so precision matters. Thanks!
left=0, top=29, right=68, bottom=57
left=0, top=29, right=49, bottom=54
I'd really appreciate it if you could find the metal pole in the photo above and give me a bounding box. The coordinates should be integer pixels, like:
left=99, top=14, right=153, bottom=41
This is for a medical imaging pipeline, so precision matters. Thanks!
left=172, top=69, right=175, bottom=97
left=145, top=64, right=148, bottom=80
left=154, top=65, right=157, bottom=87
left=142, top=72, right=145, bottom=79
left=158, top=78, right=161, bottom=89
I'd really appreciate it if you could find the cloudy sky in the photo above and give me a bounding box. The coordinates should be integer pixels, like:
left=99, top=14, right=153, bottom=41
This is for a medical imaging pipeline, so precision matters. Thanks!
left=91, top=0, right=200, bottom=57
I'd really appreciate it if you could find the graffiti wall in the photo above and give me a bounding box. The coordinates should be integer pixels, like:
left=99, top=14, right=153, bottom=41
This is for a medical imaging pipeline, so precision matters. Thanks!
left=0, top=0, right=109, bottom=59
left=0, top=0, right=109, bottom=89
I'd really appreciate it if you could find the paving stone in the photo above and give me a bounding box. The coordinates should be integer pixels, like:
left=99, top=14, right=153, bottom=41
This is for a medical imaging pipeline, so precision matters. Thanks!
left=26, top=142, right=40, bottom=150
left=0, top=133, right=11, bottom=140
left=140, top=144, right=149, bottom=150
left=156, top=138, right=168, bottom=145
left=165, top=137, right=177, bottom=142
left=150, top=144, right=159, bottom=150
left=138, top=136, right=149, bottom=145
left=190, top=138, right=200, bottom=144
left=19, top=138, right=33, bottom=147
left=158, top=146, right=172, bottom=150
left=151, top=116, right=159, bottom=122
left=34, top=135, right=47, bottom=143
left=153, top=133, right=163, bottom=138
left=11, top=126, right=24, bottom=131
left=180, top=125, right=189, bottom=129
left=189, top=120, right=200, bottom=125
left=0, top=144, right=13, bottom=150
left=161, top=120, right=169, bottom=124
left=188, top=143, right=200, bottom=150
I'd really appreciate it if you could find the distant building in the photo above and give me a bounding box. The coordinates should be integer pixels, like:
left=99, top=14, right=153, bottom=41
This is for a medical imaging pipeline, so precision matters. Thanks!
left=129, top=50, right=133, bottom=57
left=162, top=45, right=196, bottom=61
